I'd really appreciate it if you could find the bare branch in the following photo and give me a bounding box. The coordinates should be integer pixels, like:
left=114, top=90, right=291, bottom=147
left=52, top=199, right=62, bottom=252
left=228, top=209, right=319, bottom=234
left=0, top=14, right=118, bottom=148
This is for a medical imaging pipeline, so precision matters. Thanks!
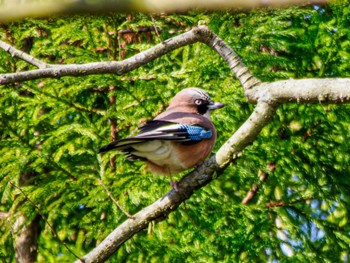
left=267, top=201, right=285, bottom=208
left=0, top=40, right=51, bottom=69
left=302, top=119, right=321, bottom=142
left=245, top=78, right=350, bottom=104
left=118, top=26, right=163, bottom=35
left=0, top=28, right=197, bottom=84
left=194, top=26, right=260, bottom=90
left=5, top=26, right=350, bottom=107
left=242, top=184, right=259, bottom=204
left=76, top=101, right=277, bottom=263
left=0, top=0, right=331, bottom=22
left=242, top=169, right=270, bottom=204
left=0, top=26, right=256, bottom=87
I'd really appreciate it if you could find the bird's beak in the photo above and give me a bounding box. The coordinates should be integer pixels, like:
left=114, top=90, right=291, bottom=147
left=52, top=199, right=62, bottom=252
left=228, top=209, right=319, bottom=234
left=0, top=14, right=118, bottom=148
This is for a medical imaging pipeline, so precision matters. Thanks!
left=208, top=102, right=225, bottom=110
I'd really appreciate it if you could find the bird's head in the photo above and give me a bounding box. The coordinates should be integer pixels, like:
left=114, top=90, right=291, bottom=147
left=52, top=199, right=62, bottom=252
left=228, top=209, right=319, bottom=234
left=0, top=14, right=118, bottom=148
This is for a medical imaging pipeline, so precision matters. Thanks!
left=168, top=87, right=225, bottom=117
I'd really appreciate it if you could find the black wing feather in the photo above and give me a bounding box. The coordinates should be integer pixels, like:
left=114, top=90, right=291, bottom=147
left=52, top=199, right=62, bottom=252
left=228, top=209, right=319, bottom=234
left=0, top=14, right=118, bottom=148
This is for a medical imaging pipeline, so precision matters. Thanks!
left=99, top=120, right=205, bottom=153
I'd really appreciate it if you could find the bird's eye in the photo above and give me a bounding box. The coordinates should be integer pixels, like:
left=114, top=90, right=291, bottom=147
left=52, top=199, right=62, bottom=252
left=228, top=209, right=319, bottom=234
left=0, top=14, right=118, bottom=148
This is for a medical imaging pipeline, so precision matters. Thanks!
left=195, top=99, right=203, bottom=105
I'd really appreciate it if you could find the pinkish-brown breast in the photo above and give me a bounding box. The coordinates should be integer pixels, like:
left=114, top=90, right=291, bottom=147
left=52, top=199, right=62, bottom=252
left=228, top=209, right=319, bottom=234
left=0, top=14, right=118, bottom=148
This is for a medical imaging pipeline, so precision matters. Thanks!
left=144, top=110, right=217, bottom=175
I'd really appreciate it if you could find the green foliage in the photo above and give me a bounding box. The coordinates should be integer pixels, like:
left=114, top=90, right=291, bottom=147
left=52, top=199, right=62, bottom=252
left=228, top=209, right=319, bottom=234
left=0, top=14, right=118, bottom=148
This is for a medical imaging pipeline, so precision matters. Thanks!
left=1, top=2, right=350, bottom=262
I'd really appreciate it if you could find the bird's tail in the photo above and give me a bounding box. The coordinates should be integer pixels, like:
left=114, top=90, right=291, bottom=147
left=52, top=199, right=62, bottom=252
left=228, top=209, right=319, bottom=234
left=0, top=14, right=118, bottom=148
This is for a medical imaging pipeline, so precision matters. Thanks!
left=98, top=138, right=144, bottom=153
left=98, top=142, right=118, bottom=153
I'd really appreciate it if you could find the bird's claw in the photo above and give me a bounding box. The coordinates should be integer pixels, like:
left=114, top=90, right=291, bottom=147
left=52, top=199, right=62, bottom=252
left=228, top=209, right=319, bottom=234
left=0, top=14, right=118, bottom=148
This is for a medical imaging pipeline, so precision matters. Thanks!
left=171, top=180, right=179, bottom=192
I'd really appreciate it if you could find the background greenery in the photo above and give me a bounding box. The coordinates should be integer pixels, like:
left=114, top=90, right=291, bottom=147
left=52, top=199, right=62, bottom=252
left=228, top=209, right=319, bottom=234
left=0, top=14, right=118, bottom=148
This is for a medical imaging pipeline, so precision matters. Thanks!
left=1, top=1, right=350, bottom=262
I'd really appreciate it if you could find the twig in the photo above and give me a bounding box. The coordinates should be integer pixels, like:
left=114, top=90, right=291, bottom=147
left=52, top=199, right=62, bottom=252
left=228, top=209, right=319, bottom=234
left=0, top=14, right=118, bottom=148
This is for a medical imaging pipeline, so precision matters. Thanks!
left=266, top=201, right=285, bottom=208
left=9, top=181, right=83, bottom=262
left=98, top=179, right=134, bottom=219
left=302, top=119, right=321, bottom=142
left=266, top=198, right=307, bottom=208
left=150, top=16, right=163, bottom=43
left=118, top=26, right=163, bottom=35
left=242, top=164, right=273, bottom=205
left=242, top=183, right=260, bottom=205
left=109, top=85, right=117, bottom=169
left=0, top=40, right=51, bottom=69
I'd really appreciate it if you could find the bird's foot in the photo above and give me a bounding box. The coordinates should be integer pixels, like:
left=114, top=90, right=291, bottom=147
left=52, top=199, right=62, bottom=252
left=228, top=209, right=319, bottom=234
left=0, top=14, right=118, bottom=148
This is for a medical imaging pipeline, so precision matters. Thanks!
left=170, top=179, right=179, bottom=192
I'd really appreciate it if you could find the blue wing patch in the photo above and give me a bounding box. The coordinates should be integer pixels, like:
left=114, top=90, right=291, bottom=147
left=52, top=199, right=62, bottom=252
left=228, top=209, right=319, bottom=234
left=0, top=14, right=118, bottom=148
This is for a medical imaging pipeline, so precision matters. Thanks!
left=139, top=120, right=212, bottom=141
left=178, top=124, right=212, bottom=140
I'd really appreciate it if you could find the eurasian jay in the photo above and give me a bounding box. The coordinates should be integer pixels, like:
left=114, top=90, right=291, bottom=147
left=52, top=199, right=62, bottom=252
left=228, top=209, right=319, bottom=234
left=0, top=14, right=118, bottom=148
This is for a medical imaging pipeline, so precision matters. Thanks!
left=99, top=87, right=224, bottom=184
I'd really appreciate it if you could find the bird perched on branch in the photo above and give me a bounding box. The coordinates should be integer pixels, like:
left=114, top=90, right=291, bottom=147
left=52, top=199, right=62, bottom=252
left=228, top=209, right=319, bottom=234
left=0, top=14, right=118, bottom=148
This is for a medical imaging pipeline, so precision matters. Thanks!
left=99, top=87, right=224, bottom=188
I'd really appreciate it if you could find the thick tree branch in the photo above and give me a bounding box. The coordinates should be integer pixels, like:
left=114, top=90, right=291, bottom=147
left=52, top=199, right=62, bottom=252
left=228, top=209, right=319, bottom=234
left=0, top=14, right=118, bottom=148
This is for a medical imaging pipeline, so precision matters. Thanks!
left=76, top=101, right=278, bottom=263
left=0, top=29, right=198, bottom=84
left=0, top=0, right=330, bottom=22
left=2, top=26, right=350, bottom=107
left=245, top=78, right=350, bottom=104
left=0, top=26, right=254, bottom=86
left=194, top=26, right=260, bottom=90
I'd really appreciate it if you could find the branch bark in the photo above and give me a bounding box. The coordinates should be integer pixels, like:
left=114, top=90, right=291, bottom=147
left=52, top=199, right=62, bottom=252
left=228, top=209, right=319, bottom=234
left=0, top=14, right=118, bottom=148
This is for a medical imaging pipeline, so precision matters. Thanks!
left=242, top=168, right=270, bottom=204
left=2, top=26, right=350, bottom=106
left=245, top=78, right=350, bottom=104
left=0, top=26, right=257, bottom=88
left=0, top=40, right=50, bottom=69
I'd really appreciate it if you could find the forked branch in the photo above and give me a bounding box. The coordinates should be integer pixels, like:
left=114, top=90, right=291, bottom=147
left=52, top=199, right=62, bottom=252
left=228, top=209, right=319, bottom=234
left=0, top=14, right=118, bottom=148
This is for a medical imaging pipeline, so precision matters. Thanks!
left=1, top=26, right=350, bottom=104
left=0, top=26, right=258, bottom=91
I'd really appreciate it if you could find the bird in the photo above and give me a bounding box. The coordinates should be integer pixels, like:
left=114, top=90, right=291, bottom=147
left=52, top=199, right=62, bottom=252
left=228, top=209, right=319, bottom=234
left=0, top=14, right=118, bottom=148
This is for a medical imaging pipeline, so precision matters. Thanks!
left=99, top=87, right=225, bottom=188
